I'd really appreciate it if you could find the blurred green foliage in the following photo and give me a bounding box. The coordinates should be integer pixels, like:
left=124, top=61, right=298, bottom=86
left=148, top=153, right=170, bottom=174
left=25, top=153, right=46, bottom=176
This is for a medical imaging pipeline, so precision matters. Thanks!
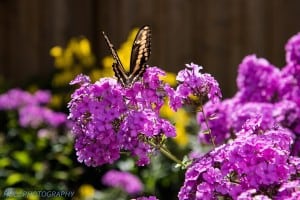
left=0, top=109, right=83, bottom=199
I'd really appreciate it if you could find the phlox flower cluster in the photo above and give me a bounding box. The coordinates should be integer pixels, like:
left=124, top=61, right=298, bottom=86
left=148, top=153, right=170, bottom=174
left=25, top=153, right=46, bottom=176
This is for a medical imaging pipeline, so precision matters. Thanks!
left=198, top=33, right=300, bottom=153
left=101, top=170, right=143, bottom=195
left=68, top=64, right=221, bottom=167
left=285, top=32, right=300, bottom=65
left=236, top=55, right=280, bottom=103
left=68, top=68, right=176, bottom=166
left=176, top=63, right=222, bottom=105
left=179, top=120, right=300, bottom=200
left=0, top=89, right=67, bottom=128
left=188, top=32, right=300, bottom=199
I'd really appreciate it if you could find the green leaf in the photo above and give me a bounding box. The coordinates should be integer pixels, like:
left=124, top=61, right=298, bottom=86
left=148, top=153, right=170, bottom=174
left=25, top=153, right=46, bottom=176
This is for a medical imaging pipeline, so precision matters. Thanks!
left=0, top=157, right=11, bottom=167
left=12, top=151, right=31, bottom=166
left=67, top=167, right=83, bottom=181
left=53, top=171, right=68, bottom=180
left=36, top=138, right=48, bottom=149
left=32, top=162, right=43, bottom=172
left=56, top=155, right=72, bottom=166
left=6, top=173, right=23, bottom=185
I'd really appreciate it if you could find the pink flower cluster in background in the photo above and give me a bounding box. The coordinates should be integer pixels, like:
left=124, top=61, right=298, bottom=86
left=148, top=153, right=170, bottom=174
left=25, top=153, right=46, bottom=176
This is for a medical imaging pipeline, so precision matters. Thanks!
left=0, top=89, right=66, bottom=128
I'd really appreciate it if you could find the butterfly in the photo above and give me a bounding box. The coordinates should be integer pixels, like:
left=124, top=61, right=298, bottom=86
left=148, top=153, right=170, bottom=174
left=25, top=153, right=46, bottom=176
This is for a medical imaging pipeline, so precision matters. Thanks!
left=102, top=26, right=151, bottom=87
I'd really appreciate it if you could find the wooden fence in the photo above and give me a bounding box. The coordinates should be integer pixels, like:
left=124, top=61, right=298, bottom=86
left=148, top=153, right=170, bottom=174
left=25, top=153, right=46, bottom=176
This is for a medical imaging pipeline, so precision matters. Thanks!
left=1, top=0, right=300, bottom=97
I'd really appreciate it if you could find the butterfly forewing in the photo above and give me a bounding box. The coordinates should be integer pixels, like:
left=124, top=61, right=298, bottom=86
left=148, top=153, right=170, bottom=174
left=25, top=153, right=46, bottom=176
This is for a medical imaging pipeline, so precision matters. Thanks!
left=102, top=31, right=129, bottom=85
left=102, top=26, right=151, bottom=87
left=129, top=26, right=151, bottom=73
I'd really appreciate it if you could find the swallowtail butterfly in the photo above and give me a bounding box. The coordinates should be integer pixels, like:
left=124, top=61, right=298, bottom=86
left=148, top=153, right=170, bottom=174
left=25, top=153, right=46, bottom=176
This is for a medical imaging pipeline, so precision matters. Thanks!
left=102, top=26, right=151, bottom=87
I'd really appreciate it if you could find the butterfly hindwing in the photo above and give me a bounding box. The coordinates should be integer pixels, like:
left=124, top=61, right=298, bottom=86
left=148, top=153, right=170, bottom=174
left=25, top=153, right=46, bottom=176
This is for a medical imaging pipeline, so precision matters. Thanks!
left=102, top=26, right=151, bottom=87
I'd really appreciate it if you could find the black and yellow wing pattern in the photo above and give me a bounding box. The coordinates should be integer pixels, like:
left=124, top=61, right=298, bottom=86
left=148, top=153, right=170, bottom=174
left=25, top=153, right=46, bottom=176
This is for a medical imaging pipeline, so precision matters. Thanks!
left=102, top=26, right=151, bottom=87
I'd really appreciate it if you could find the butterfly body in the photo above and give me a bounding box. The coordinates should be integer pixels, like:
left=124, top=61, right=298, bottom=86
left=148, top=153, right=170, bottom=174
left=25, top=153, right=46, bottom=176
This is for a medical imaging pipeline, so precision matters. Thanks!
left=102, top=26, right=151, bottom=87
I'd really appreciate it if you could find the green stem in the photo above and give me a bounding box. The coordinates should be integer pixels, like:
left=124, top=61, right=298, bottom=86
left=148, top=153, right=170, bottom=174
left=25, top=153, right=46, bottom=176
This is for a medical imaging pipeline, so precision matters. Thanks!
left=160, top=145, right=184, bottom=166
left=199, top=103, right=216, bottom=147
left=148, top=140, right=185, bottom=167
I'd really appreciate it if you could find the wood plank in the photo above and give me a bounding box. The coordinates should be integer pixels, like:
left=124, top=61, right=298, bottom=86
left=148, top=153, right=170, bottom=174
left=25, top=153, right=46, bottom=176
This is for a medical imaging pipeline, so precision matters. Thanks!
left=1, top=0, right=300, bottom=98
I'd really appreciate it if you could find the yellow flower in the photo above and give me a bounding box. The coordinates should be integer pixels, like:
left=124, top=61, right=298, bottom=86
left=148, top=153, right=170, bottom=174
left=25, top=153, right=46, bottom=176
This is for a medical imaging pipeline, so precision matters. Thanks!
left=52, top=69, right=80, bottom=87
left=78, top=38, right=91, bottom=56
left=102, top=56, right=114, bottom=70
left=172, top=109, right=190, bottom=147
left=50, top=94, right=63, bottom=109
left=160, top=103, right=190, bottom=148
left=175, top=123, right=189, bottom=147
left=89, top=69, right=104, bottom=82
left=160, top=72, right=177, bottom=86
left=50, top=46, right=63, bottom=57
left=78, top=184, right=95, bottom=198
left=50, top=37, right=95, bottom=71
left=50, top=38, right=90, bottom=87
left=160, top=103, right=174, bottom=118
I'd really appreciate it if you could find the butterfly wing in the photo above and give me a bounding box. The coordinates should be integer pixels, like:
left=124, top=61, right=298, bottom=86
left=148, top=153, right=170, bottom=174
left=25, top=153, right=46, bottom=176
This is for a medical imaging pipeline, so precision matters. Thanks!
left=128, top=26, right=151, bottom=83
left=102, top=31, right=128, bottom=85
left=102, top=26, right=151, bottom=86
left=112, top=63, right=129, bottom=86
